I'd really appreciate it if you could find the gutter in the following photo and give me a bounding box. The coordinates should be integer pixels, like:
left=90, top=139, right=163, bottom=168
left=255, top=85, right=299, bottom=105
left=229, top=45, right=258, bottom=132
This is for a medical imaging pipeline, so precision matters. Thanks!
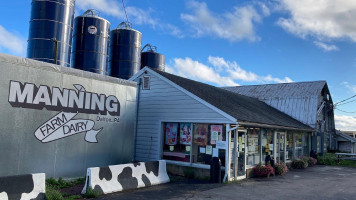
left=238, top=121, right=314, bottom=132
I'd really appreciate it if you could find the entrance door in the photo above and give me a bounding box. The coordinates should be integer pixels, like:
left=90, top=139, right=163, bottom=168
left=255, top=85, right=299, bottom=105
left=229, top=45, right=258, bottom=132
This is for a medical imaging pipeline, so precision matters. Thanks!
left=237, top=131, right=246, bottom=176
left=231, top=130, right=246, bottom=180
left=276, top=132, right=286, bottom=163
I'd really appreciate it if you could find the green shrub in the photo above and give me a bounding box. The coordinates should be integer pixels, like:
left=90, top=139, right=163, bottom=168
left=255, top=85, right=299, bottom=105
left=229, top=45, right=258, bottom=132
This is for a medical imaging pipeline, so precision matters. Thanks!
left=274, top=163, right=288, bottom=175
left=45, top=186, right=64, bottom=200
left=84, top=187, right=100, bottom=198
left=317, top=153, right=338, bottom=165
left=318, top=153, right=356, bottom=167
left=291, top=159, right=308, bottom=169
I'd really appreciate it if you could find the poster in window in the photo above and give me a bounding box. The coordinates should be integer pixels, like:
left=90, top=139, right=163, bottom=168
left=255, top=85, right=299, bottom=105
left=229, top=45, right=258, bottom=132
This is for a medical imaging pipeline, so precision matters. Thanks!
left=194, top=124, right=208, bottom=146
left=210, top=125, right=223, bottom=144
left=165, top=123, right=178, bottom=145
left=180, top=123, right=192, bottom=145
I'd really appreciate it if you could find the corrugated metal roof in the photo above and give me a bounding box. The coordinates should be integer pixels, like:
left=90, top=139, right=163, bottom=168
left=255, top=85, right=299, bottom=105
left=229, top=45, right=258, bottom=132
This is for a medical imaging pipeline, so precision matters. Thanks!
left=152, top=69, right=313, bottom=131
left=223, top=81, right=326, bottom=99
left=222, top=81, right=327, bottom=127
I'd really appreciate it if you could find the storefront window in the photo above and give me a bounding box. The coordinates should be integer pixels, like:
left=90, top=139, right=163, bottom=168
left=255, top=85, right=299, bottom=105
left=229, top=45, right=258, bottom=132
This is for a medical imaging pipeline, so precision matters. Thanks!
left=286, top=132, right=293, bottom=161
left=261, top=129, right=274, bottom=164
left=295, top=133, right=303, bottom=158
left=192, top=124, right=225, bottom=166
left=162, top=122, right=226, bottom=166
left=162, top=123, right=191, bottom=162
left=246, top=129, right=260, bottom=166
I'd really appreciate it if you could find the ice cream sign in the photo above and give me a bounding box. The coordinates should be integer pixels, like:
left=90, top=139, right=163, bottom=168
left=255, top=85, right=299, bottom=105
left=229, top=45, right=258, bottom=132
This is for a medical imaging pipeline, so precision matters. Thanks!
left=8, top=80, right=121, bottom=143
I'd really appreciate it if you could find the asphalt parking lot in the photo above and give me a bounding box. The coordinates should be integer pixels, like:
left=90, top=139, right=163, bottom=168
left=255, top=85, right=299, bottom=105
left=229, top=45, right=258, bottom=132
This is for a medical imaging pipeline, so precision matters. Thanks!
left=97, top=165, right=356, bottom=200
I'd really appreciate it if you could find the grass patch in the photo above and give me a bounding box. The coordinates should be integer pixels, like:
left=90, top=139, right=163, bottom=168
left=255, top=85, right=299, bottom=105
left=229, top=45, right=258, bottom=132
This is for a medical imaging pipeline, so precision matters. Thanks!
left=46, top=177, right=85, bottom=189
left=46, top=186, right=64, bottom=200
left=318, top=153, right=356, bottom=167
left=84, top=187, right=100, bottom=198
left=45, top=177, right=86, bottom=200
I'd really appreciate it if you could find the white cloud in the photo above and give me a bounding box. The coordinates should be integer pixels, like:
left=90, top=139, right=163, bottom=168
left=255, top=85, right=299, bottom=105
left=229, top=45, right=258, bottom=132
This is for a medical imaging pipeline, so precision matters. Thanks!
left=0, top=25, right=26, bottom=57
left=166, top=56, right=293, bottom=87
left=277, top=0, right=356, bottom=41
left=166, top=57, right=239, bottom=86
left=181, top=1, right=268, bottom=42
left=76, top=0, right=155, bottom=25
left=208, top=56, right=292, bottom=83
left=313, top=41, right=339, bottom=52
left=335, top=115, right=356, bottom=131
left=76, top=0, right=182, bottom=37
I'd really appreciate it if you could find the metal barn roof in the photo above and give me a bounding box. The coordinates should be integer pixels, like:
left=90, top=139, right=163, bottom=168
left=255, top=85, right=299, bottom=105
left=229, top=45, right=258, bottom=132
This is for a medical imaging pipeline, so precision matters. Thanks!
left=222, top=81, right=329, bottom=128
left=223, top=81, right=326, bottom=99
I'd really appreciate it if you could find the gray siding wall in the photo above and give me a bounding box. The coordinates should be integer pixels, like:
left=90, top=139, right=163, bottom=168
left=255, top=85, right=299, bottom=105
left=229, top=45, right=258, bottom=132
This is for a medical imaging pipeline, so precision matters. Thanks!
left=133, top=71, right=234, bottom=162
left=0, top=54, right=137, bottom=178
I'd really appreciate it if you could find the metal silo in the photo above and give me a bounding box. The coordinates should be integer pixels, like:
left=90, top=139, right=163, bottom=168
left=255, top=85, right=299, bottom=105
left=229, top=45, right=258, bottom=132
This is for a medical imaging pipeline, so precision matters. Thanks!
left=27, top=0, right=75, bottom=67
left=141, top=44, right=165, bottom=71
left=108, top=22, right=142, bottom=80
left=70, top=10, right=110, bottom=75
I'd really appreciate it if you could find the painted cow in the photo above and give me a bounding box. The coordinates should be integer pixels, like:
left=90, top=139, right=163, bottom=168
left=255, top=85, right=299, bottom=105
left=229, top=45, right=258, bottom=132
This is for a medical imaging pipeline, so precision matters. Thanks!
left=82, top=160, right=170, bottom=194
left=0, top=173, right=45, bottom=200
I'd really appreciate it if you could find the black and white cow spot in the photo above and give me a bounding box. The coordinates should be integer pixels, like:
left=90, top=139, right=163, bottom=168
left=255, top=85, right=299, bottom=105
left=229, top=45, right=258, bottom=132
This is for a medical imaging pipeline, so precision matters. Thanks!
left=145, top=161, right=159, bottom=177
left=0, top=175, right=34, bottom=200
left=117, top=167, right=138, bottom=190
left=133, top=162, right=141, bottom=167
left=0, top=174, right=45, bottom=200
left=141, top=174, right=151, bottom=187
left=98, top=166, right=112, bottom=181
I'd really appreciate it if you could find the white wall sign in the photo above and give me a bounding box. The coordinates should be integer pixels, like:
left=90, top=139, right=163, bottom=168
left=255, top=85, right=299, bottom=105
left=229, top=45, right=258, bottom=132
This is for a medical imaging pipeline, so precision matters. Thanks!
left=8, top=81, right=121, bottom=143
left=216, top=141, right=226, bottom=149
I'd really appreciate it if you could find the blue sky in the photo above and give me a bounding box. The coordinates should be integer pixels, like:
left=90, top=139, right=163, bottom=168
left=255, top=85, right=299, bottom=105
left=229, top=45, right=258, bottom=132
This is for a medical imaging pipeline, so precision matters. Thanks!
left=0, top=0, right=356, bottom=130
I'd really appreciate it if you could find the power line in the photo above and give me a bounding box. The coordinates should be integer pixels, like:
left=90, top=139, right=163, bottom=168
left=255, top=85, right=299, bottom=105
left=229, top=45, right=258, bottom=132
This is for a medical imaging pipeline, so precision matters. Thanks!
left=335, top=108, right=356, bottom=114
left=334, top=94, right=356, bottom=106
left=337, top=98, right=356, bottom=106
left=121, top=0, right=129, bottom=23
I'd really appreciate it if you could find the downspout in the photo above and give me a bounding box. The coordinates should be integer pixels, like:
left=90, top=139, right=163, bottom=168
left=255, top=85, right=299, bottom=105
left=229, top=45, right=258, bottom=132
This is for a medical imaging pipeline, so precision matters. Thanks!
left=133, top=78, right=141, bottom=162
left=223, top=122, right=239, bottom=183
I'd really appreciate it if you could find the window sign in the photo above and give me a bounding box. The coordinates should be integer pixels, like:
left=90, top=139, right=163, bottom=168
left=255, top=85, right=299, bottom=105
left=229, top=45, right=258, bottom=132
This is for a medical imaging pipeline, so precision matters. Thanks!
left=213, top=148, right=219, bottom=157
left=199, top=147, right=206, bottom=153
left=206, top=145, right=212, bottom=155
left=194, top=124, right=208, bottom=146
left=210, top=125, right=223, bottom=144
left=216, top=141, right=226, bottom=149
left=180, top=123, right=192, bottom=145
left=165, top=123, right=178, bottom=145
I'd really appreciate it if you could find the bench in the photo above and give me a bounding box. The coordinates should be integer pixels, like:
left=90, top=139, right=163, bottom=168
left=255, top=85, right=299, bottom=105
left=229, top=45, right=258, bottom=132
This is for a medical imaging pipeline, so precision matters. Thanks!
left=335, top=153, right=356, bottom=163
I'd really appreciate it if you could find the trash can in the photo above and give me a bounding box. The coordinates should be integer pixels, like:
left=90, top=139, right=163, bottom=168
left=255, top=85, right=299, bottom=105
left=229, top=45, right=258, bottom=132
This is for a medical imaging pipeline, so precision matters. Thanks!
left=210, top=157, right=221, bottom=183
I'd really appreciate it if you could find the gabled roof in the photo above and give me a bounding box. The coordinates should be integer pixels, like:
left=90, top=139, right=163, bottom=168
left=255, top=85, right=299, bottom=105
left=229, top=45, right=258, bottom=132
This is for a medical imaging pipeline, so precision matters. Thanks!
left=147, top=69, right=312, bottom=131
left=223, top=81, right=327, bottom=100
left=336, top=131, right=356, bottom=143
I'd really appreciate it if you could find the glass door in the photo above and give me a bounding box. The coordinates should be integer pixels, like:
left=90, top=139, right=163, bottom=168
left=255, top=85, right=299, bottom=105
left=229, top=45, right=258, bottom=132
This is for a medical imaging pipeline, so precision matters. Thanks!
left=237, top=131, right=246, bottom=176
left=276, top=132, right=286, bottom=163
left=230, top=130, right=247, bottom=180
